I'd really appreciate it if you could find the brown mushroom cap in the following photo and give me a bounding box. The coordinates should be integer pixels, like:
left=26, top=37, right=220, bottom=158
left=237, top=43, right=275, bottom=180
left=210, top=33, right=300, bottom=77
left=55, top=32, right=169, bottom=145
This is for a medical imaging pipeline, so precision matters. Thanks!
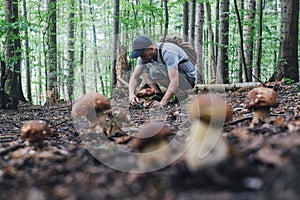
left=188, top=94, right=233, bottom=124
left=136, top=88, right=156, bottom=98
left=71, top=92, right=111, bottom=118
left=245, top=87, right=279, bottom=109
left=20, top=120, right=50, bottom=143
left=130, top=121, right=172, bottom=151
left=107, top=106, right=130, bottom=123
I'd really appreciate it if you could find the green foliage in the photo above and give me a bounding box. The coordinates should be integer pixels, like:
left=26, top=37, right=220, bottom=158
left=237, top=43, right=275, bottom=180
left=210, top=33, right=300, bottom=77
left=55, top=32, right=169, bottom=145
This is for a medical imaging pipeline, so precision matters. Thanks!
left=0, top=0, right=293, bottom=104
left=282, top=78, right=295, bottom=85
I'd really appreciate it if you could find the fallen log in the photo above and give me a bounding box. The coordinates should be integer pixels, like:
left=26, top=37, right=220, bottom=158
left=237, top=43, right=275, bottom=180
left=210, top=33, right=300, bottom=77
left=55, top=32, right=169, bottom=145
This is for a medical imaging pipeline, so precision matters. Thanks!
left=194, top=82, right=261, bottom=92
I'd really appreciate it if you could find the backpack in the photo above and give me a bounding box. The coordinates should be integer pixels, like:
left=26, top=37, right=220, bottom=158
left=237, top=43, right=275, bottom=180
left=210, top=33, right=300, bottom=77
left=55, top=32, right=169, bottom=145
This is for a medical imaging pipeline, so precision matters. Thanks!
left=158, top=36, right=197, bottom=65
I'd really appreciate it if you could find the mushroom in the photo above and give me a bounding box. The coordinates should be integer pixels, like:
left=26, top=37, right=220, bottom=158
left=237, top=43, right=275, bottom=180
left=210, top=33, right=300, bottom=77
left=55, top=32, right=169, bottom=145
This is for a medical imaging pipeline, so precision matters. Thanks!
left=20, top=120, right=50, bottom=145
left=71, top=92, right=111, bottom=130
left=106, top=106, right=131, bottom=138
left=185, top=94, right=233, bottom=172
left=130, top=121, right=173, bottom=169
left=245, top=87, right=279, bottom=127
left=135, top=88, right=156, bottom=98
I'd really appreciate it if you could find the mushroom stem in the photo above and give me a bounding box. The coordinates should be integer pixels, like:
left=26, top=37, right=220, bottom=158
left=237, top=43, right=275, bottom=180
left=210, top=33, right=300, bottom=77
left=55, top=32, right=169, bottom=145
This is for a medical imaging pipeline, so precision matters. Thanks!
left=185, top=120, right=228, bottom=172
left=107, top=119, right=122, bottom=138
left=97, top=112, right=107, bottom=133
left=138, top=140, right=170, bottom=170
left=251, top=107, right=271, bottom=126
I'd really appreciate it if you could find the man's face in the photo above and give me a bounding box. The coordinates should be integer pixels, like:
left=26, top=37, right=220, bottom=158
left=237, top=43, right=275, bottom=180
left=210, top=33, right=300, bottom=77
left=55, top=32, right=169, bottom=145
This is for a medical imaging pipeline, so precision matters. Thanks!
left=140, top=48, right=153, bottom=63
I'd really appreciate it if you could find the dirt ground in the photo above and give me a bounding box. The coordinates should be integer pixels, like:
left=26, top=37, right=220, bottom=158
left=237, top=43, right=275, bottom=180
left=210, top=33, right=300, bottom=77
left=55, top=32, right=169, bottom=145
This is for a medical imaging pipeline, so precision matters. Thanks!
left=0, top=83, right=300, bottom=200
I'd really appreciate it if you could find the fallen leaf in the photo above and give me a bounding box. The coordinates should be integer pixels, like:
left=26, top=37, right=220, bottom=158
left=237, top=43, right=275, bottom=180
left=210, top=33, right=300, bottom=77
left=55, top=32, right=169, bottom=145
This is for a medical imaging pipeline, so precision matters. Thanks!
left=273, top=117, right=287, bottom=128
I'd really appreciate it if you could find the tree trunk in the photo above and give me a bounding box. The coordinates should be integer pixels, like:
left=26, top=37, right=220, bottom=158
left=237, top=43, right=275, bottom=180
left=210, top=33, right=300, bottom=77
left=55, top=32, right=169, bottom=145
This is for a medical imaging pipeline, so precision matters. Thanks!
left=112, top=0, right=120, bottom=88
left=13, top=0, right=27, bottom=104
left=215, top=0, right=219, bottom=66
left=238, top=0, right=244, bottom=82
left=234, top=0, right=249, bottom=82
left=163, top=0, right=169, bottom=37
left=244, top=0, right=256, bottom=82
left=189, top=0, right=196, bottom=46
left=67, top=0, right=75, bottom=102
left=216, top=0, right=229, bottom=84
left=205, top=2, right=216, bottom=83
left=270, top=0, right=299, bottom=82
left=89, top=0, right=105, bottom=94
left=0, top=60, right=7, bottom=108
left=195, top=2, right=204, bottom=83
left=255, top=0, right=263, bottom=79
left=79, top=0, right=86, bottom=95
left=183, top=1, right=189, bottom=41
left=116, top=44, right=131, bottom=87
left=4, top=0, right=21, bottom=109
left=23, top=0, right=32, bottom=103
left=46, top=0, right=59, bottom=104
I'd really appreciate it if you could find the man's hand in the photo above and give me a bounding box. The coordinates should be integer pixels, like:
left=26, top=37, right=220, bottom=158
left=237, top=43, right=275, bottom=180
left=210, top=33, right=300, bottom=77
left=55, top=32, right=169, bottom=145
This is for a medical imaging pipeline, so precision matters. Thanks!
left=129, top=95, right=140, bottom=106
left=149, top=100, right=165, bottom=108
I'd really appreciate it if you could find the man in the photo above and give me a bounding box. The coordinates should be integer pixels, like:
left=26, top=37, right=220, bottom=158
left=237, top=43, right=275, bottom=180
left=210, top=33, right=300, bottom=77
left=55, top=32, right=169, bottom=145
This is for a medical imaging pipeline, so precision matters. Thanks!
left=128, top=35, right=196, bottom=107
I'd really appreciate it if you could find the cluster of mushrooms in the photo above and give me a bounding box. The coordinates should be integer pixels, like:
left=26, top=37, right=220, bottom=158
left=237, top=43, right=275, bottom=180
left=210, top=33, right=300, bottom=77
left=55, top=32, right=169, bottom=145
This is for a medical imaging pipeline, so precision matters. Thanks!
left=19, top=86, right=282, bottom=172
left=70, top=92, right=131, bottom=138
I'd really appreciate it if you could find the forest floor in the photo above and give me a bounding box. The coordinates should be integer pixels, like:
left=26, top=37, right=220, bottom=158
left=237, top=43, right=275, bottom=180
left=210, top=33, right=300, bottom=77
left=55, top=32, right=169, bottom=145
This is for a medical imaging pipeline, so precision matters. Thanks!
left=0, top=83, right=300, bottom=200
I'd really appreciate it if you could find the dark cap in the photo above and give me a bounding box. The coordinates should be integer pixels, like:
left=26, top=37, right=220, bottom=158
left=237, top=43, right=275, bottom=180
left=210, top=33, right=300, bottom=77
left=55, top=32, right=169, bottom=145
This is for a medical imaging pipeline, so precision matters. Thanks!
left=130, top=36, right=153, bottom=58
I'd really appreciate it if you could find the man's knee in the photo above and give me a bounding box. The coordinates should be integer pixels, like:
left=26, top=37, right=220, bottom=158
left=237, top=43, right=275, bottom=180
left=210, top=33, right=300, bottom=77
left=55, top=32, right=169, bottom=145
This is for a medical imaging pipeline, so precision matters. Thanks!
left=149, top=64, right=168, bottom=80
left=150, top=70, right=165, bottom=80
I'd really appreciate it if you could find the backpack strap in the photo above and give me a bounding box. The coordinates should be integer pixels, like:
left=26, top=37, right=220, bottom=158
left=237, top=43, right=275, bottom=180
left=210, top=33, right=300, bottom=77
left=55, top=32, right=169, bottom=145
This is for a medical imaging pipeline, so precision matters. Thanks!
left=158, top=43, right=166, bottom=65
left=158, top=42, right=188, bottom=66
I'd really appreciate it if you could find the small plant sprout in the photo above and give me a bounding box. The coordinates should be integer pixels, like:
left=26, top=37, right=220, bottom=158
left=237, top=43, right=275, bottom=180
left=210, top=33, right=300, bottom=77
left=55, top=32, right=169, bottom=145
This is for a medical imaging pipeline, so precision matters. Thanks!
left=245, top=87, right=279, bottom=127
left=20, top=120, right=50, bottom=146
left=185, top=94, right=233, bottom=172
left=106, top=106, right=131, bottom=138
left=71, top=93, right=111, bottom=131
left=130, top=121, right=173, bottom=170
